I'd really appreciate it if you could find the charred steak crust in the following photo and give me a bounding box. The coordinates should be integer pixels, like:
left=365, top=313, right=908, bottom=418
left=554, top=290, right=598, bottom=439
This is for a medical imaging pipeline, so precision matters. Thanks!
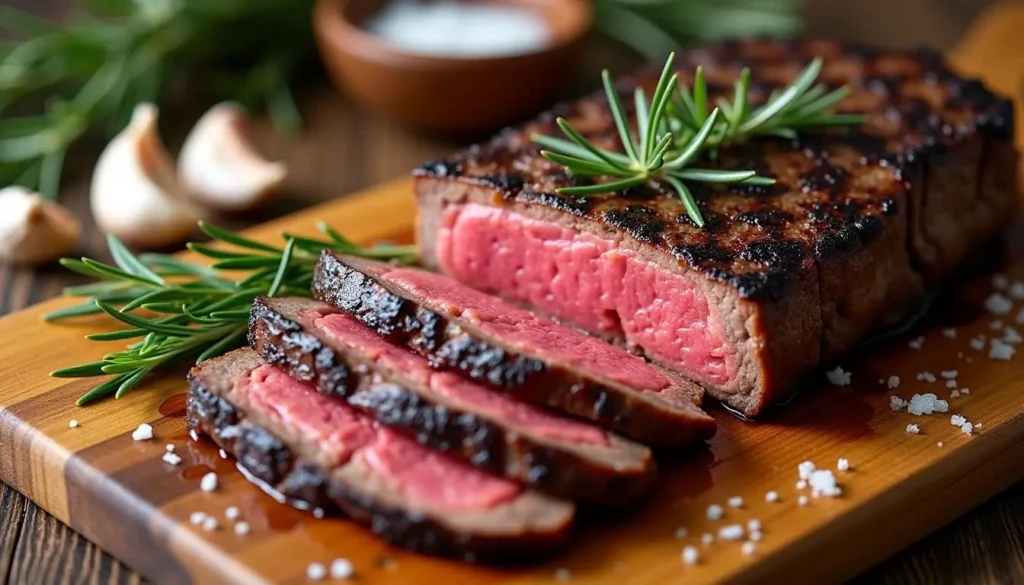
left=312, top=251, right=716, bottom=447
left=413, top=38, right=1019, bottom=417
left=187, top=349, right=574, bottom=563
left=248, top=296, right=656, bottom=504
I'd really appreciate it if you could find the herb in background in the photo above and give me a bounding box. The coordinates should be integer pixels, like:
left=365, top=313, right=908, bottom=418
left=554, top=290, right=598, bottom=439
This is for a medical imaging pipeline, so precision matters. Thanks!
left=48, top=223, right=416, bottom=405
left=0, top=0, right=316, bottom=199
left=533, top=54, right=861, bottom=226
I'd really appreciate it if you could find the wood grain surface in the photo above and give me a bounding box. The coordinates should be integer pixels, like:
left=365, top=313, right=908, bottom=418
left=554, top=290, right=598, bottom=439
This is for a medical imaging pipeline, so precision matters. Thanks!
left=1, top=0, right=1023, bottom=584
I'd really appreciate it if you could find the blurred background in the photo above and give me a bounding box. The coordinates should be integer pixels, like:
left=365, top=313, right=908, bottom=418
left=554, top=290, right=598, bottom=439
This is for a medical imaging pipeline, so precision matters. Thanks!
left=0, top=1, right=1022, bottom=581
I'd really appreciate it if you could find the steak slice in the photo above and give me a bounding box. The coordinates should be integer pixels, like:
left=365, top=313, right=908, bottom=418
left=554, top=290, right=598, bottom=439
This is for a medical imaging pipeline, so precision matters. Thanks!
left=312, top=251, right=715, bottom=447
left=413, top=39, right=1018, bottom=417
left=187, top=348, right=574, bottom=562
left=248, top=295, right=656, bottom=504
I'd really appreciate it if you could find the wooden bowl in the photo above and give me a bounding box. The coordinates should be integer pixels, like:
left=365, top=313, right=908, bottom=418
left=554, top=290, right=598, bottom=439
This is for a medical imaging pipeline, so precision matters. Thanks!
left=313, top=0, right=593, bottom=134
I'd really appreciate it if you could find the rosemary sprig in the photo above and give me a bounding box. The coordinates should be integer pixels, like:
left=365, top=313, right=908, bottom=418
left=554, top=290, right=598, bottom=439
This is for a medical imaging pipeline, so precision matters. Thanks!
left=47, top=223, right=417, bottom=405
left=533, top=54, right=861, bottom=227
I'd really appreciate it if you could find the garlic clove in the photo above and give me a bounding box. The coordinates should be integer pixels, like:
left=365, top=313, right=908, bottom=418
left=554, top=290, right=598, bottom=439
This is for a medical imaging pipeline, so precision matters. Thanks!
left=0, top=186, right=81, bottom=264
left=90, top=103, right=200, bottom=249
left=178, top=102, right=287, bottom=212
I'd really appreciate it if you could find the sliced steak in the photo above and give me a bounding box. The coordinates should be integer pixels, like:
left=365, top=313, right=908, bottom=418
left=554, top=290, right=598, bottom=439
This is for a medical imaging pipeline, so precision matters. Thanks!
left=312, top=251, right=715, bottom=447
left=248, top=295, right=656, bottom=503
left=187, top=348, right=574, bottom=562
left=413, top=39, right=1018, bottom=417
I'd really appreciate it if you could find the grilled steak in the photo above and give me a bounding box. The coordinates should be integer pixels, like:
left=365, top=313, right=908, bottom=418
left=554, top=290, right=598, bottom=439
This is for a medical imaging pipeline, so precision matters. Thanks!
left=312, top=251, right=716, bottom=446
left=248, top=295, right=656, bottom=503
left=187, top=348, right=574, bottom=562
left=413, top=39, right=1018, bottom=416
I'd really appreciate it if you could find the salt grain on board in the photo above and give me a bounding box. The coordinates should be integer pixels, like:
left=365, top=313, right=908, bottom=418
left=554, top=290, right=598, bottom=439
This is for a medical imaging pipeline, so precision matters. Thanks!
left=225, top=506, right=240, bottom=521
left=970, top=337, right=986, bottom=351
left=747, top=519, right=762, bottom=532
left=742, top=542, right=757, bottom=555
left=946, top=380, right=958, bottom=389
left=1004, top=327, right=1023, bottom=344
left=962, top=422, right=975, bottom=435
left=190, top=512, right=206, bottom=525
left=985, top=293, right=1013, bottom=315
left=162, top=452, right=181, bottom=466
left=68, top=420, right=79, bottom=429
left=951, top=414, right=967, bottom=427
left=331, top=559, right=355, bottom=580
left=798, top=461, right=817, bottom=480
left=888, top=376, right=901, bottom=389
left=234, top=522, right=250, bottom=536
left=796, top=480, right=808, bottom=490
left=826, top=367, right=851, bottom=386
left=702, top=533, right=714, bottom=545
left=943, top=328, right=957, bottom=338
left=682, top=546, right=700, bottom=565
left=907, top=393, right=949, bottom=415
left=189, top=430, right=199, bottom=441
left=200, top=472, right=218, bottom=492
left=890, top=395, right=908, bottom=411
left=798, top=495, right=809, bottom=506
left=906, top=424, right=920, bottom=434
left=908, top=336, right=925, bottom=350
left=675, top=527, right=688, bottom=539
left=202, top=516, right=218, bottom=531
left=837, top=458, right=850, bottom=472
left=917, top=371, right=936, bottom=383
left=727, top=496, right=744, bottom=508
left=765, top=491, right=780, bottom=503
left=951, top=390, right=961, bottom=398
left=307, top=563, right=327, bottom=581
left=941, top=370, right=958, bottom=379
left=990, top=340, right=1016, bottom=361
left=991, top=320, right=1005, bottom=331
left=809, top=470, right=842, bottom=497
left=718, top=524, right=744, bottom=541
left=1011, top=281, right=1024, bottom=299
left=706, top=504, right=724, bottom=520
left=750, top=531, right=764, bottom=542
left=131, top=423, right=153, bottom=441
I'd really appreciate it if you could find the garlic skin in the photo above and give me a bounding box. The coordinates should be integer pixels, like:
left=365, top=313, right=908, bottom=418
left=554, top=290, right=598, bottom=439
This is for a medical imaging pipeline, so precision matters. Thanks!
left=90, top=103, right=199, bottom=249
left=0, top=186, right=81, bottom=264
left=178, top=102, right=287, bottom=212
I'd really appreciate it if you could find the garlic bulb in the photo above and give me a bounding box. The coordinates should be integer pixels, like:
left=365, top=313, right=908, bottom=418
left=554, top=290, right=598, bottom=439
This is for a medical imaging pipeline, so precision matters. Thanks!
left=0, top=186, right=81, bottom=264
left=178, top=102, right=287, bottom=212
left=90, top=103, right=199, bottom=249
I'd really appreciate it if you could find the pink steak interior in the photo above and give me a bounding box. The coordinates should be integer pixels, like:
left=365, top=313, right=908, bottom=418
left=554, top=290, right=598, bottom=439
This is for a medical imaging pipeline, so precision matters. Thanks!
left=312, top=311, right=609, bottom=446
left=435, top=203, right=730, bottom=385
left=234, top=365, right=519, bottom=511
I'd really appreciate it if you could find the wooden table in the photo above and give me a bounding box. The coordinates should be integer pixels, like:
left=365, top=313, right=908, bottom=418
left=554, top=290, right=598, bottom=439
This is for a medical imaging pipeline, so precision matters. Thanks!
left=2, top=0, right=1023, bottom=583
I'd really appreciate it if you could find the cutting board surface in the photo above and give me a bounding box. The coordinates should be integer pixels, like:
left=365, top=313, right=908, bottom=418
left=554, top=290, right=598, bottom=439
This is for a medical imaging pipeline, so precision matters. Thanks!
left=4, top=9, right=1024, bottom=581
left=1, top=177, right=1023, bottom=585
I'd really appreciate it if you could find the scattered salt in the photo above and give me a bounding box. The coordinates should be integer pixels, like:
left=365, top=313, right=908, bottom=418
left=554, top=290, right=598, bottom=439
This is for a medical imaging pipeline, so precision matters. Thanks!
left=837, top=458, right=850, bottom=472
left=796, top=480, right=808, bottom=490
left=797, top=461, right=817, bottom=480
left=951, top=414, right=967, bottom=427
left=1004, top=327, right=1023, bottom=344
left=554, top=568, right=571, bottom=582
left=202, top=516, right=218, bottom=531
left=1011, top=281, right=1024, bottom=299
left=887, top=376, right=901, bottom=389
left=162, top=452, right=181, bottom=466
left=200, top=472, right=218, bottom=493
left=951, top=390, right=961, bottom=398
left=917, top=371, right=937, bottom=383
left=941, top=370, right=958, bottom=379
left=706, top=504, right=724, bottom=521
left=741, top=542, right=757, bottom=555
left=908, top=336, right=925, bottom=350
left=682, top=545, right=700, bottom=565
left=961, top=388, right=971, bottom=395
left=943, top=328, right=957, bottom=339
left=907, top=393, right=949, bottom=415
left=937, top=441, right=944, bottom=447
left=131, top=423, right=154, bottom=441
left=985, top=293, right=1013, bottom=315
left=890, top=395, right=908, bottom=411
left=991, top=320, right=1005, bottom=331
left=809, top=470, right=842, bottom=498
left=234, top=522, right=250, bottom=536
left=946, top=380, right=958, bottom=389
left=189, top=430, right=199, bottom=441
left=307, top=563, right=327, bottom=581
left=747, top=519, right=762, bottom=533
left=970, top=337, right=986, bottom=351
left=989, top=340, right=1016, bottom=361
left=189, top=512, right=206, bottom=525
left=165, top=443, right=175, bottom=453
left=727, top=496, right=744, bottom=509
left=331, top=558, right=354, bottom=580
left=826, top=367, right=852, bottom=386
left=718, top=524, right=744, bottom=541
left=765, top=491, right=779, bottom=503
left=225, top=506, right=240, bottom=521
left=906, top=424, right=920, bottom=434
left=313, top=507, right=325, bottom=519
left=993, top=274, right=1009, bottom=289
left=798, top=495, right=809, bottom=506
left=219, top=449, right=227, bottom=460
left=675, top=527, right=688, bottom=539
left=68, top=420, right=79, bottom=429
left=749, top=531, right=763, bottom=542
left=962, top=422, right=974, bottom=436
left=702, top=533, right=714, bottom=545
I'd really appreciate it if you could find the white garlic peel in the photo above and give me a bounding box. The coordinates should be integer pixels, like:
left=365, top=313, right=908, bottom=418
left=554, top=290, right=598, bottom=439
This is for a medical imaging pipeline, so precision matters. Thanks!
left=90, top=103, right=200, bottom=249
left=0, top=186, right=81, bottom=264
left=178, top=102, right=287, bottom=212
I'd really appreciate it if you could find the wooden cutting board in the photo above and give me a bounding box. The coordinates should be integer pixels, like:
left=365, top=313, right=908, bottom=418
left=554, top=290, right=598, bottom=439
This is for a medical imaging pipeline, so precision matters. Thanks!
left=3, top=6, right=1024, bottom=583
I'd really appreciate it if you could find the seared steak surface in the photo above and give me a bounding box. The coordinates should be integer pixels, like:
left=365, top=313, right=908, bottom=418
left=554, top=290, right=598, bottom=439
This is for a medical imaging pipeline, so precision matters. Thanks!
left=187, top=349, right=574, bottom=562
left=414, top=39, right=1018, bottom=416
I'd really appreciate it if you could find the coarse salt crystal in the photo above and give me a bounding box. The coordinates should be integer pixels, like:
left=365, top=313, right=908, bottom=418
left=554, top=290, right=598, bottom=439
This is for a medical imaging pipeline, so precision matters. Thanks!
left=992, top=320, right=1005, bottom=331
left=826, top=367, right=851, bottom=386
left=946, top=380, right=958, bottom=389
left=674, top=527, right=688, bottom=539
left=993, top=274, right=1010, bottom=289
left=951, top=414, right=967, bottom=427
left=797, top=461, right=816, bottom=480
left=313, top=507, right=325, bottom=519
left=989, top=340, right=1016, bottom=361
left=941, top=370, right=958, bottom=379
left=765, top=491, right=779, bottom=503
left=961, top=388, right=971, bottom=395
left=747, top=519, right=762, bottom=532
left=749, top=530, right=763, bottom=542
left=554, top=568, right=571, bottom=582
left=809, top=470, right=842, bottom=498
left=702, top=533, right=714, bottom=545
left=200, top=472, right=218, bottom=492
left=943, top=328, right=957, bottom=338
left=970, top=337, right=986, bottom=351
left=1004, top=327, right=1023, bottom=345
left=165, top=443, right=175, bottom=453
left=887, top=376, right=901, bottom=389
left=906, top=424, right=920, bottom=434
left=985, top=293, right=1013, bottom=315
left=962, top=422, right=974, bottom=435
left=798, top=495, right=809, bottom=506
left=951, top=390, right=961, bottom=398
left=727, top=496, right=744, bottom=508
left=907, top=393, right=949, bottom=415
left=908, top=336, right=924, bottom=350
left=202, top=516, right=218, bottom=531
left=225, top=506, right=240, bottom=521
left=189, top=512, right=206, bottom=525
left=741, top=542, right=757, bottom=555
left=917, top=371, right=936, bottom=383
left=162, top=452, right=181, bottom=466
left=131, top=423, right=153, bottom=441
left=331, top=558, right=354, bottom=580
left=796, top=480, right=808, bottom=490
left=706, top=504, right=724, bottom=520
left=937, top=441, right=943, bottom=447
left=682, top=545, right=700, bottom=565
left=218, top=449, right=227, bottom=460
left=1011, top=281, right=1024, bottom=299
left=234, top=522, right=250, bottom=536
left=837, top=458, right=850, bottom=472
left=68, top=420, right=79, bottom=429
left=307, top=563, right=327, bottom=581
left=975, top=423, right=983, bottom=429
left=718, top=524, right=744, bottom=541
left=890, top=395, right=908, bottom=411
